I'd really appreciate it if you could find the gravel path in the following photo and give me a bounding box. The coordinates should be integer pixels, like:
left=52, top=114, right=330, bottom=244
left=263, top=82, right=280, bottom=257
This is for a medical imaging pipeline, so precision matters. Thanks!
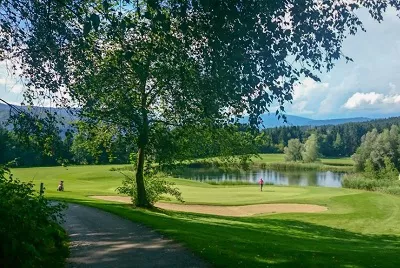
left=62, top=203, right=208, bottom=268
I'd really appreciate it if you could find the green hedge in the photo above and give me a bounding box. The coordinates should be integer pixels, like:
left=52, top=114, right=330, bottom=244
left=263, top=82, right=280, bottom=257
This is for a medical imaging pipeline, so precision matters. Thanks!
left=0, top=166, right=68, bottom=267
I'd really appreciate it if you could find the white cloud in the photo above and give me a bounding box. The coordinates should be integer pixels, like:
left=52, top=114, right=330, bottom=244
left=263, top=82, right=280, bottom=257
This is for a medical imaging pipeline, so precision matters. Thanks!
left=293, top=77, right=329, bottom=101
left=0, top=76, right=24, bottom=94
left=0, top=60, right=26, bottom=101
left=287, top=77, right=329, bottom=115
left=389, top=82, right=397, bottom=94
left=291, top=100, right=314, bottom=115
left=343, top=92, right=400, bottom=109
left=9, top=84, right=24, bottom=94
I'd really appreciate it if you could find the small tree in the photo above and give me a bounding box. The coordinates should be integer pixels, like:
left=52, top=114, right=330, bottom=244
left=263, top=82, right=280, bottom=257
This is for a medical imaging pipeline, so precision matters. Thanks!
left=353, top=126, right=400, bottom=172
left=333, top=133, right=343, bottom=156
left=302, top=134, right=319, bottom=163
left=381, top=157, right=399, bottom=180
left=352, top=129, right=379, bottom=171
left=284, top=139, right=303, bottom=162
left=364, top=159, right=378, bottom=180
left=117, top=172, right=183, bottom=206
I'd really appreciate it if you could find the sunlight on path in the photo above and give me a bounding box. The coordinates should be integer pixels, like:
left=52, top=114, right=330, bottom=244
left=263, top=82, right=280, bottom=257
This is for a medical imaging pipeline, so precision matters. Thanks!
left=63, top=204, right=208, bottom=268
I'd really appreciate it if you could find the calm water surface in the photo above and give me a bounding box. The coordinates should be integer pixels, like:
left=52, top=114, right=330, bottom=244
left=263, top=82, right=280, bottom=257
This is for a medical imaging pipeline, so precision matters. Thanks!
left=172, top=168, right=344, bottom=188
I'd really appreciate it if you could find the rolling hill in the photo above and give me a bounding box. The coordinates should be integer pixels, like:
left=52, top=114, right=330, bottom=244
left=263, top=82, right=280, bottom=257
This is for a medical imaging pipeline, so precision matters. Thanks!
left=0, top=103, right=392, bottom=129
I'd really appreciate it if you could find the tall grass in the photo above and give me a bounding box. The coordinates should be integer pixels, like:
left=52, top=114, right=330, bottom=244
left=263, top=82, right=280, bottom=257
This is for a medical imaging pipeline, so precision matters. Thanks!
left=342, top=173, right=400, bottom=195
left=179, top=159, right=353, bottom=172
left=109, top=165, right=134, bottom=172
left=205, top=180, right=273, bottom=186
left=109, top=154, right=354, bottom=173
left=259, top=162, right=353, bottom=172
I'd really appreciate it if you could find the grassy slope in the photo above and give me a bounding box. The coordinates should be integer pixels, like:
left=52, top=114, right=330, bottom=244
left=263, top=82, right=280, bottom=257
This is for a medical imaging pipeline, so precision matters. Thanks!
left=12, top=165, right=400, bottom=268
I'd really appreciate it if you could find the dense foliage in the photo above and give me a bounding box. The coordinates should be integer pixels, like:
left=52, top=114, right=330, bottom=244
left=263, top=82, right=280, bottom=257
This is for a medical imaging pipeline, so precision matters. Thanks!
left=284, top=139, right=304, bottom=162
left=342, top=125, right=400, bottom=195
left=117, top=171, right=183, bottom=206
left=257, top=116, right=400, bottom=157
left=2, top=116, right=400, bottom=167
left=283, top=134, right=319, bottom=162
left=352, top=125, right=400, bottom=172
left=1, top=121, right=258, bottom=167
left=0, top=165, right=68, bottom=267
left=302, top=134, right=319, bottom=163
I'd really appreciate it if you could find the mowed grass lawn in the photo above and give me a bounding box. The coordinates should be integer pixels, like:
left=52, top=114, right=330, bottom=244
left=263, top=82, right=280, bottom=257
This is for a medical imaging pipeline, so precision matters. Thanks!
left=12, top=164, right=400, bottom=268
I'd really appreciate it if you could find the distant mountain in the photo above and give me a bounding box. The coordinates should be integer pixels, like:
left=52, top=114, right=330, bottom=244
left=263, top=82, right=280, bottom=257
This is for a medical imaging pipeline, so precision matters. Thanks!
left=241, top=114, right=372, bottom=128
left=0, top=103, right=392, bottom=129
left=0, top=103, right=76, bottom=134
left=0, top=103, right=10, bottom=124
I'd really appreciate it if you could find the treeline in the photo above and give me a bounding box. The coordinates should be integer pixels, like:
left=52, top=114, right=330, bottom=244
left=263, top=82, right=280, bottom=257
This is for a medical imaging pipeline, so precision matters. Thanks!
left=256, top=116, right=400, bottom=157
left=2, top=116, right=400, bottom=167
left=343, top=125, right=400, bottom=195
left=0, top=120, right=256, bottom=167
left=0, top=122, right=136, bottom=166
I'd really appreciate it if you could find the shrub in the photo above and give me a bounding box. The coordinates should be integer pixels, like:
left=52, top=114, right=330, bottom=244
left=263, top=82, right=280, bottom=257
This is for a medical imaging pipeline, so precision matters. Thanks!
left=342, top=174, right=381, bottom=191
left=363, top=157, right=399, bottom=181
left=380, top=186, right=400, bottom=196
left=117, top=172, right=183, bottom=206
left=0, top=165, right=68, bottom=267
left=342, top=173, right=400, bottom=195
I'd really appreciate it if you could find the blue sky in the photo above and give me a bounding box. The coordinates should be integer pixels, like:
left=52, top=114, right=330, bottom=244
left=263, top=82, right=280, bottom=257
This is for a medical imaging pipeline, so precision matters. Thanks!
left=288, top=8, right=400, bottom=119
left=1, top=8, right=400, bottom=119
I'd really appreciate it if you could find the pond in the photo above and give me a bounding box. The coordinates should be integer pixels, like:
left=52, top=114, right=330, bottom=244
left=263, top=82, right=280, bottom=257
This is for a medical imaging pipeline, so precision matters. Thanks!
left=171, top=167, right=344, bottom=188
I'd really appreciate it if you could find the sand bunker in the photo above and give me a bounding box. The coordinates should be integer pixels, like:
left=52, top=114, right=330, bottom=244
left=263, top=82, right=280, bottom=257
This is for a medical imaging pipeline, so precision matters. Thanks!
left=91, top=196, right=327, bottom=217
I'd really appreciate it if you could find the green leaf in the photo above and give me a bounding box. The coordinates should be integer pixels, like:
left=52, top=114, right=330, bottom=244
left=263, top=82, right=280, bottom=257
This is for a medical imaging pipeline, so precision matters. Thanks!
left=124, top=51, right=134, bottom=60
left=103, top=0, right=110, bottom=11
left=91, top=14, right=100, bottom=31
left=83, top=20, right=92, bottom=36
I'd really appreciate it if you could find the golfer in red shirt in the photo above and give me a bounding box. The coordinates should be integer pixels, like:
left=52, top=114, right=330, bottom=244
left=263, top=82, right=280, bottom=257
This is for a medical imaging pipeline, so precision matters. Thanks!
left=259, top=178, right=264, bottom=192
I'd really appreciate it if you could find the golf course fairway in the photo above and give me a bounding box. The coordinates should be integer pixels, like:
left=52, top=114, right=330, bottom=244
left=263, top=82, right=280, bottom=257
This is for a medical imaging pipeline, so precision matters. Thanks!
left=12, top=165, right=400, bottom=267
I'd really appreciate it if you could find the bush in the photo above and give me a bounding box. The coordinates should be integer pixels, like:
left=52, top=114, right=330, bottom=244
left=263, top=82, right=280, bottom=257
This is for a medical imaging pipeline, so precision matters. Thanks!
left=117, top=172, right=183, bottom=206
left=380, top=186, right=400, bottom=196
left=342, top=174, right=381, bottom=191
left=0, top=165, right=68, bottom=267
left=342, top=173, right=400, bottom=195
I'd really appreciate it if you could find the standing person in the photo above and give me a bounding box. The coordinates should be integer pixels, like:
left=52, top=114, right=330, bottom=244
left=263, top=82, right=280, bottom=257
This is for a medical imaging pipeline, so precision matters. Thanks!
left=259, top=178, right=264, bottom=192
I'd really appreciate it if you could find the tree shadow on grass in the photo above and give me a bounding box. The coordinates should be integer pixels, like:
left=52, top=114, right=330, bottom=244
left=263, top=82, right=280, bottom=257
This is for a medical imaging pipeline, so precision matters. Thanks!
left=58, top=198, right=400, bottom=268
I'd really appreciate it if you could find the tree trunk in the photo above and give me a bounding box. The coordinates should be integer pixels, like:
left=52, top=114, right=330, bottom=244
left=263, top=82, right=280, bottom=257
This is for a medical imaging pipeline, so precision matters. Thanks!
left=135, top=59, right=151, bottom=207
left=135, top=143, right=149, bottom=207
left=135, top=97, right=150, bottom=207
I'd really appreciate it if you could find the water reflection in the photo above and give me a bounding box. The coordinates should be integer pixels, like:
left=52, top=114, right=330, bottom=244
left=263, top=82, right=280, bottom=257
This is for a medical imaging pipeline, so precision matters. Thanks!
left=171, top=168, right=343, bottom=188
